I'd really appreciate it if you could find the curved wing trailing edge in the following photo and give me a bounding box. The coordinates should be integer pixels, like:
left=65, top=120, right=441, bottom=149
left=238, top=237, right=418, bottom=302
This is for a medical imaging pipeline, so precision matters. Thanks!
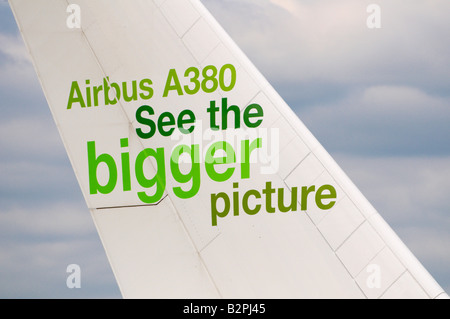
left=9, top=0, right=448, bottom=299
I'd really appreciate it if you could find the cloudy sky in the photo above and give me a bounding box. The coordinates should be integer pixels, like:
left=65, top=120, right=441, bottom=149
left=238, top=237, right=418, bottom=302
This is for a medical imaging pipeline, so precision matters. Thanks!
left=0, top=0, right=449, bottom=298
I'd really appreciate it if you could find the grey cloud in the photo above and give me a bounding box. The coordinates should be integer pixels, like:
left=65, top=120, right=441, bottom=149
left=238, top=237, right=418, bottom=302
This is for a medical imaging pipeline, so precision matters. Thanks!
left=0, top=236, right=120, bottom=298
left=0, top=33, right=41, bottom=91
left=204, top=0, right=450, bottom=93
left=0, top=200, right=120, bottom=298
left=0, top=3, right=18, bottom=35
left=0, top=116, right=78, bottom=208
left=299, top=85, right=450, bottom=156
left=0, top=117, right=66, bottom=161
left=0, top=160, right=82, bottom=209
left=0, top=203, right=93, bottom=238
left=333, top=155, right=450, bottom=223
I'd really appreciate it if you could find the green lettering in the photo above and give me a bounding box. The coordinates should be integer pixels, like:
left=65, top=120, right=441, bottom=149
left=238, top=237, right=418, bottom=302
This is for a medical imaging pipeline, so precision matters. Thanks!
left=242, top=189, right=261, bottom=215
left=278, top=187, right=298, bottom=212
left=87, top=141, right=117, bottom=194
left=163, top=69, right=183, bottom=97
left=122, top=80, right=138, bottom=102
left=85, top=80, right=91, bottom=107
left=135, top=105, right=156, bottom=139
left=177, top=110, right=196, bottom=134
left=205, top=141, right=236, bottom=182
left=241, top=138, right=262, bottom=179
left=211, top=192, right=230, bottom=226
left=233, top=182, right=239, bottom=216
left=139, top=78, right=154, bottom=100
left=103, top=77, right=120, bottom=105
left=201, top=65, right=218, bottom=93
left=67, top=81, right=86, bottom=109
left=93, top=85, right=103, bottom=106
left=301, top=185, right=315, bottom=211
left=135, top=147, right=166, bottom=204
left=170, top=144, right=201, bottom=199
left=207, top=100, right=220, bottom=130
left=158, top=112, right=175, bottom=137
left=221, top=97, right=240, bottom=130
left=120, top=138, right=131, bottom=192
left=219, top=64, right=236, bottom=92
left=262, top=181, right=276, bottom=213
left=184, top=67, right=200, bottom=95
left=315, top=184, right=337, bottom=210
left=243, top=103, right=263, bottom=128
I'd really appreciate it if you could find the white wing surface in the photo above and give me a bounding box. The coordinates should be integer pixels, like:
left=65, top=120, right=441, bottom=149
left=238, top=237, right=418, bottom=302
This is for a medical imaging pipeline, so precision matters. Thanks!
left=9, top=0, right=448, bottom=299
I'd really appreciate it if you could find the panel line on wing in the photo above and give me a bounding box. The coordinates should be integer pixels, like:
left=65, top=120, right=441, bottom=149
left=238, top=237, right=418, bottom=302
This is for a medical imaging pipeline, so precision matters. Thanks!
left=165, top=195, right=224, bottom=298
left=180, top=16, right=202, bottom=39
left=378, top=269, right=408, bottom=299
left=282, top=151, right=312, bottom=182
left=199, top=232, right=222, bottom=254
